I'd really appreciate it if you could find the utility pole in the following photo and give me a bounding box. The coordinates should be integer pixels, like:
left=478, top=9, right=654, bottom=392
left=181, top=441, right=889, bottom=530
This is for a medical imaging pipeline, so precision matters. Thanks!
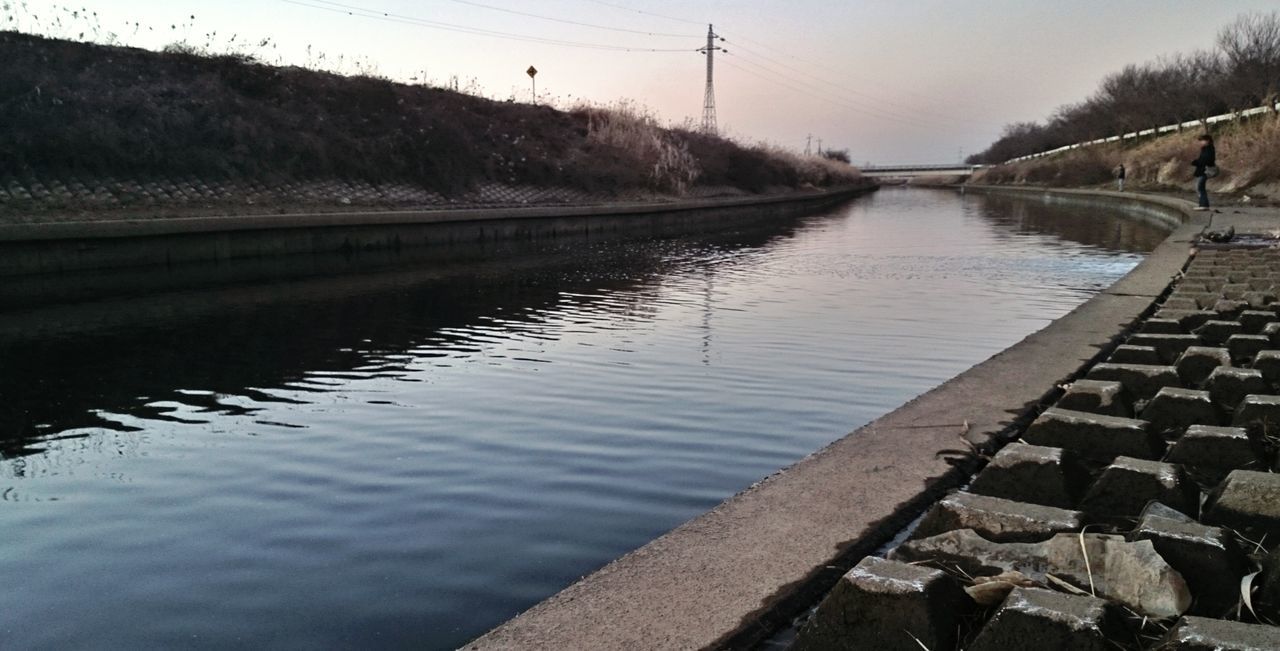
left=816, top=138, right=823, bottom=156
left=805, top=134, right=812, bottom=156
left=697, top=24, right=724, bottom=135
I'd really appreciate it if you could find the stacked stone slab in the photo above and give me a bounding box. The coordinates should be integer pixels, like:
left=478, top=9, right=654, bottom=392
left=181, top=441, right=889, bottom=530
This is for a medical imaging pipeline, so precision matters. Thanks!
left=792, top=248, right=1280, bottom=649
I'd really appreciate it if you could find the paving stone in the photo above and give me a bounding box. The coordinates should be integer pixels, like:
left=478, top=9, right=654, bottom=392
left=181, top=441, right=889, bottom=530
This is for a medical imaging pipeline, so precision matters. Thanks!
left=1085, top=363, right=1181, bottom=401
left=1253, top=350, right=1280, bottom=386
left=1128, top=334, right=1203, bottom=364
left=1157, top=616, right=1280, bottom=650
left=1165, top=425, right=1262, bottom=471
left=968, top=444, right=1088, bottom=509
left=1194, top=320, right=1246, bottom=346
left=1107, top=344, right=1162, bottom=365
left=911, top=492, right=1085, bottom=543
left=891, top=531, right=1191, bottom=617
left=1023, top=407, right=1164, bottom=462
left=1175, top=346, right=1233, bottom=387
left=1056, top=379, right=1130, bottom=417
left=1079, top=456, right=1199, bottom=518
left=1131, top=512, right=1248, bottom=616
left=1228, top=334, right=1272, bottom=364
left=1205, top=367, right=1268, bottom=410
left=1142, top=318, right=1186, bottom=335
left=791, top=556, right=966, bottom=651
left=1238, top=311, right=1277, bottom=334
left=1141, top=387, right=1221, bottom=437
left=1202, top=470, right=1280, bottom=539
left=967, top=588, right=1122, bottom=651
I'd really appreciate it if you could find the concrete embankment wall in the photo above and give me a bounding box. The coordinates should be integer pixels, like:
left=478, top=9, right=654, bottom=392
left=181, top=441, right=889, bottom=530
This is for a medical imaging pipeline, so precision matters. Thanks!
left=468, top=187, right=1206, bottom=650
left=0, top=186, right=872, bottom=280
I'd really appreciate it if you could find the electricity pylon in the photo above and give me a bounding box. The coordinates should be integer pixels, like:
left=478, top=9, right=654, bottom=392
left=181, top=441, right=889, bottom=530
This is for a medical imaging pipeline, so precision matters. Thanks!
left=697, top=24, right=724, bottom=135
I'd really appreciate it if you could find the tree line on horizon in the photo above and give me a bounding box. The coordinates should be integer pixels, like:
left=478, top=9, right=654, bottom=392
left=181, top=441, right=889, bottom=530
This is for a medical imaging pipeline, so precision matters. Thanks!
left=967, top=11, right=1280, bottom=165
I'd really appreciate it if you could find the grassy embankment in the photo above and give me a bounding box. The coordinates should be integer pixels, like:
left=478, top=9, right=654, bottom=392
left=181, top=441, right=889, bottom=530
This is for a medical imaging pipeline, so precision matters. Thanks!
left=0, top=31, right=865, bottom=216
left=972, top=114, right=1280, bottom=203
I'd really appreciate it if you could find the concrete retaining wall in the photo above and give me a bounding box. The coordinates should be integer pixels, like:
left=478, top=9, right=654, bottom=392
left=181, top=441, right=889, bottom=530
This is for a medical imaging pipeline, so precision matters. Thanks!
left=0, top=186, right=872, bottom=279
left=468, top=187, right=1207, bottom=650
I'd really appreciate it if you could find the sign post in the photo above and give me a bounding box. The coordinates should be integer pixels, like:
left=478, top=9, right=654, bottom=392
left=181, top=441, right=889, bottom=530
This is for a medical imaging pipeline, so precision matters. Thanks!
left=526, top=66, right=538, bottom=103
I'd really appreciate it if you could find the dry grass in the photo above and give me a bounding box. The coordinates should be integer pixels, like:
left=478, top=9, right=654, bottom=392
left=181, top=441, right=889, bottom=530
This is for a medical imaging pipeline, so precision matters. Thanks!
left=974, top=113, right=1280, bottom=200
left=579, top=101, right=699, bottom=194
left=0, top=30, right=870, bottom=202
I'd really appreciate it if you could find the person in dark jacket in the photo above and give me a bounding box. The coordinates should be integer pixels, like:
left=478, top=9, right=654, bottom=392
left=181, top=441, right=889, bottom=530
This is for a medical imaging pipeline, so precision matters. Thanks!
left=1116, top=163, right=1126, bottom=192
left=1190, top=134, right=1215, bottom=210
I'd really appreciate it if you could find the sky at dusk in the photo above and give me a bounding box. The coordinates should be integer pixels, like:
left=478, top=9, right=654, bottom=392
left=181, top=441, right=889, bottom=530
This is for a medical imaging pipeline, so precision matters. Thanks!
left=8, top=0, right=1279, bottom=163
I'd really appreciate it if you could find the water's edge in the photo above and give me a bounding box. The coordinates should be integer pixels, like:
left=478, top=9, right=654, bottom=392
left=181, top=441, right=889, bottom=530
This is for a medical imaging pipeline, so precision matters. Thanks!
left=468, top=188, right=1207, bottom=650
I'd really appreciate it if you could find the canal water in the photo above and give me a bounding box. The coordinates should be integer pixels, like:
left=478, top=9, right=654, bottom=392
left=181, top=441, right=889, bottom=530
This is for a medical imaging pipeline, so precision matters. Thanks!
left=0, top=188, right=1167, bottom=649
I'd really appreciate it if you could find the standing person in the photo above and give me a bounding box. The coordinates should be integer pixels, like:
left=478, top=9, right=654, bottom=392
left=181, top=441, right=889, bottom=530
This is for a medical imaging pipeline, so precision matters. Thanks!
left=1190, top=134, right=1216, bottom=211
left=1116, top=163, right=1126, bottom=192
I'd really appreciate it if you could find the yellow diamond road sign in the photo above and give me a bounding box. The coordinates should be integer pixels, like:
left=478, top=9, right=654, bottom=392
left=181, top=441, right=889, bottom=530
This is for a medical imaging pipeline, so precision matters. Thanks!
left=527, top=66, right=537, bottom=77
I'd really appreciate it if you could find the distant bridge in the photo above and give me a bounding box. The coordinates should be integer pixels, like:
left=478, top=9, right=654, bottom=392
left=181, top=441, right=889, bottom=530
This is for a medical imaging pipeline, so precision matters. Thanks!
left=858, top=164, right=987, bottom=178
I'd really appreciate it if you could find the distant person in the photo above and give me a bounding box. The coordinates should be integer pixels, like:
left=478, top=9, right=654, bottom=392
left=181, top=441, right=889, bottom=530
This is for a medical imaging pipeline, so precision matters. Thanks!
left=1190, top=134, right=1216, bottom=211
left=1116, top=163, right=1126, bottom=192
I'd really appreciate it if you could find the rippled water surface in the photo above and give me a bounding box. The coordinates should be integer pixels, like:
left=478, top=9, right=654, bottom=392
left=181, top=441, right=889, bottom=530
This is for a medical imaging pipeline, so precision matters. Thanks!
left=0, top=189, right=1167, bottom=648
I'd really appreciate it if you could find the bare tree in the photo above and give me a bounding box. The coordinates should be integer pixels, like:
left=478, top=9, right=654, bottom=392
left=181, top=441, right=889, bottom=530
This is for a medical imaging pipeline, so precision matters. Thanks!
left=1216, top=11, right=1280, bottom=109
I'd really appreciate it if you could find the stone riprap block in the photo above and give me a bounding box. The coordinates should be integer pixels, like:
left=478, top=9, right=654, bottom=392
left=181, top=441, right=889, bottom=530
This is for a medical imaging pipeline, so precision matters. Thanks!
left=1108, top=344, right=1162, bottom=365
left=1252, top=350, right=1280, bottom=385
left=1023, top=407, right=1164, bottom=462
left=1175, top=346, right=1232, bottom=387
left=1243, top=291, right=1277, bottom=309
left=1157, top=616, right=1280, bottom=650
left=1231, top=394, right=1280, bottom=432
left=1141, top=387, right=1220, bottom=437
left=1205, top=367, right=1267, bottom=410
left=1056, top=379, right=1130, bottom=417
left=1238, top=310, right=1276, bottom=334
left=1194, top=320, right=1245, bottom=346
left=1254, top=546, right=1280, bottom=622
left=1161, top=297, right=1201, bottom=312
left=1202, top=470, right=1280, bottom=538
left=1085, top=363, right=1181, bottom=401
left=1079, top=456, right=1199, bottom=518
left=1127, top=333, right=1203, bottom=364
left=791, top=556, right=965, bottom=651
left=1131, top=512, right=1248, bottom=616
left=1211, top=299, right=1249, bottom=317
left=1264, top=321, right=1280, bottom=346
left=967, top=588, right=1122, bottom=651
left=891, top=531, right=1191, bottom=617
left=1164, top=425, right=1261, bottom=471
left=1221, top=283, right=1251, bottom=300
left=1142, top=318, right=1185, bottom=335
left=968, top=444, right=1087, bottom=509
left=1156, top=309, right=1216, bottom=332
left=1228, top=334, right=1271, bottom=364
left=911, top=491, right=1085, bottom=543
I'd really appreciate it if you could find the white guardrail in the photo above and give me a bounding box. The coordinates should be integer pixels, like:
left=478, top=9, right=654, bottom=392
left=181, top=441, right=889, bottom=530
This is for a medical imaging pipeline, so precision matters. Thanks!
left=1003, top=100, right=1280, bottom=165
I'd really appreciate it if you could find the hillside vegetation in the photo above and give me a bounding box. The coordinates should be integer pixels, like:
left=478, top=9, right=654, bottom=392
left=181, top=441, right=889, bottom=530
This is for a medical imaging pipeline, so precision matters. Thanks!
left=0, top=30, right=862, bottom=210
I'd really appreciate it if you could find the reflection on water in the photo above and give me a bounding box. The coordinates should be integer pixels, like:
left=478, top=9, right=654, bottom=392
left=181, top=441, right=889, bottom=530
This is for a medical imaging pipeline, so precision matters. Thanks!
left=0, top=188, right=1167, bottom=649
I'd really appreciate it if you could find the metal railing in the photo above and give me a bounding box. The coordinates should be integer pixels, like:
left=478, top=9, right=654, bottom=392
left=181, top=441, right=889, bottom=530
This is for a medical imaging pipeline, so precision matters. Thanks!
left=1003, top=100, right=1280, bottom=165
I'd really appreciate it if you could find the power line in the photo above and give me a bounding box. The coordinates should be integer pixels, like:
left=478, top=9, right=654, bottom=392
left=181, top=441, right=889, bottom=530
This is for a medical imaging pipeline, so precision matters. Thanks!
left=720, top=57, right=987, bottom=135
left=579, top=0, right=706, bottom=26
left=281, top=0, right=697, bottom=52
left=720, top=55, right=952, bottom=131
left=442, top=0, right=700, bottom=38
left=721, top=29, right=992, bottom=113
left=722, top=37, right=992, bottom=128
